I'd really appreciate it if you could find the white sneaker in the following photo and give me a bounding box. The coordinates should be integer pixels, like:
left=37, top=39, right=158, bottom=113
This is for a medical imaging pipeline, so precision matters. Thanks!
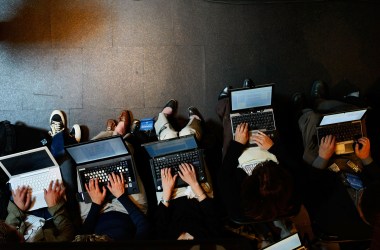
left=48, top=110, right=65, bottom=137
left=69, top=124, right=81, bottom=143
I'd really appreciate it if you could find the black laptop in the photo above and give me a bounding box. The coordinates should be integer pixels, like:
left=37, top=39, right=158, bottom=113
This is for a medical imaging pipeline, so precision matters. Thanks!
left=65, top=135, right=140, bottom=202
left=142, top=135, right=207, bottom=192
left=316, top=108, right=367, bottom=155
left=229, top=83, right=277, bottom=145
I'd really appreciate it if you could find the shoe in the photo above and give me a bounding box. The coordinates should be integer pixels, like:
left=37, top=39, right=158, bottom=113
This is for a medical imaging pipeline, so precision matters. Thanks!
left=131, top=119, right=141, bottom=133
left=218, top=86, right=232, bottom=100
left=291, top=92, right=306, bottom=119
left=242, top=78, right=255, bottom=88
left=162, top=99, right=178, bottom=116
left=188, top=106, right=203, bottom=121
left=311, top=80, right=327, bottom=100
left=106, top=119, right=116, bottom=131
left=48, top=110, right=65, bottom=137
left=69, top=124, right=81, bottom=143
left=118, top=110, right=131, bottom=124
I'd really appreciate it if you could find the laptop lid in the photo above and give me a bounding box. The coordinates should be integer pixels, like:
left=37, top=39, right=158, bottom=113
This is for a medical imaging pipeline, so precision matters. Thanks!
left=319, top=109, right=367, bottom=127
left=263, top=232, right=304, bottom=250
left=65, top=135, right=130, bottom=165
left=229, top=83, right=274, bottom=113
left=0, top=146, right=59, bottom=179
left=142, top=134, right=198, bottom=158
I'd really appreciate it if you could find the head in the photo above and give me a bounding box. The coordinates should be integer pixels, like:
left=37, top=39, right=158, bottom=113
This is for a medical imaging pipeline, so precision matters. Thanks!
left=240, top=160, right=295, bottom=220
left=0, top=221, right=24, bottom=243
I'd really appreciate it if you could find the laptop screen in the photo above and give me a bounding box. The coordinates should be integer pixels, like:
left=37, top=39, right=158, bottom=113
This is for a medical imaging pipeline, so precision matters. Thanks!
left=230, top=85, right=273, bottom=112
left=319, top=109, right=367, bottom=126
left=263, top=233, right=303, bottom=250
left=0, top=147, right=56, bottom=176
left=65, top=136, right=129, bottom=165
left=143, top=135, right=198, bottom=158
left=140, top=118, right=155, bottom=131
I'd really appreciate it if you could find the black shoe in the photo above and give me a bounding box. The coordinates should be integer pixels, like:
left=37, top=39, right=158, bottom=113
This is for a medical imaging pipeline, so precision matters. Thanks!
left=188, top=106, right=204, bottom=121
left=130, top=119, right=141, bottom=134
left=242, top=78, right=255, bottom=88
left=311, top=80, right=327, bottom=100
left=162, top=99, right=178, bottom=115
left=218, top=86, right=232, bottom=100
left=292, top=92, right=306, bottom=119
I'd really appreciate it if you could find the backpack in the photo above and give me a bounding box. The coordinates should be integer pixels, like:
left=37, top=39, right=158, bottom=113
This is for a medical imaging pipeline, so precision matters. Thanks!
left=0, top=120, right=16, bottom=156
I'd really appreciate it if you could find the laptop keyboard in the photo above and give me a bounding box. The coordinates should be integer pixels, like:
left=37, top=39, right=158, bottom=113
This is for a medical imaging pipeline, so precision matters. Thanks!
left=80, top=160, right=133, bottom=188
left=318, top=122, right=362, bottom=143
left=152, top=150, right=206, bottom=186
left=232, top=111, right=275, bottom=132
left=13, top=172, right=60, bottom=192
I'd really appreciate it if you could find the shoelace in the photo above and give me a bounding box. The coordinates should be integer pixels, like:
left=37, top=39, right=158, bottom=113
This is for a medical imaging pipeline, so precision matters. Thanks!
left=50, top=121, right=63, bottom=136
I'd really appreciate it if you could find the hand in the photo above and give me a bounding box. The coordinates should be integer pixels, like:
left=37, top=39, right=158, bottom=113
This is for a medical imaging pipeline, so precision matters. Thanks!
left=251, top=131, right=274, bottom=150
left=85, top=178, right=106, bottom=205
left=44, top=180, right=65, bottom=207
left=318, top=135, right=336, bottom=160
left=107, top=172, right=125, bottom=198
left=234, top=123, right=249, bottom=145
left=355, top=137, right=371, bottom=160
left=12, top=186, right=32, bottom=212
left=161, top=167, right=177, bottom=201
left=178, top=163, right=198, bottom=187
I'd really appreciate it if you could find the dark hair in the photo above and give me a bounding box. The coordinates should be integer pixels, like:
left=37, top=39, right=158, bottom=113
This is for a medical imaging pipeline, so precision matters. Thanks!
left=240, top=160, right=295, bottom=221
left=0, top=221, right=22, bottom=243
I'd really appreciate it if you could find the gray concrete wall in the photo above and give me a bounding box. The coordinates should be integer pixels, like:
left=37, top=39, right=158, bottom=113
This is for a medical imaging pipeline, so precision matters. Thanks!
left=1, top=0, right=379, bottom=139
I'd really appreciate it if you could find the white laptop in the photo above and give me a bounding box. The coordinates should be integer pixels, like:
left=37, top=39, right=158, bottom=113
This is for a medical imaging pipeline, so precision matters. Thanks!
left=0, top=146, right=62, bottom=211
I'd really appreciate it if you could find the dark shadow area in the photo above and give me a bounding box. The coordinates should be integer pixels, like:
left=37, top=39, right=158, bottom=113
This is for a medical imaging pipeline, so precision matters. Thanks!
left=0, top=0, right=108, bottom=47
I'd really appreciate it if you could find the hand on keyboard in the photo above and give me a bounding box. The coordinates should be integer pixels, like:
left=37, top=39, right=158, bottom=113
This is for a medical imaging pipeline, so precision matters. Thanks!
left=178, top=163, right=198, bottom=187
left=107, top=172, right=125, bottom=198
left=250, top=130, right=274, bottom=150
left=319, top=135, right=336, bottom=160
left=161, top=168, right=178, bottom=204
left=234, top=123, right=249, bottom=145
left=12, top=186, right=32, bottom=212
left=44, top=180, right=65, bottom=208
left=85, top=178, right=107, bottom=205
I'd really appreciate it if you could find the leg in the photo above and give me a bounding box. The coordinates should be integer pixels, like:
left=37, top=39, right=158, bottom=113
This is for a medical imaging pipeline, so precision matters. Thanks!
left=298, top=109, right=321, bottom=165
left=178, top=117, right=202, bottom=141
left=154, top=113, right=178, bottom=140
left=215, top=98, right=233, bottom=159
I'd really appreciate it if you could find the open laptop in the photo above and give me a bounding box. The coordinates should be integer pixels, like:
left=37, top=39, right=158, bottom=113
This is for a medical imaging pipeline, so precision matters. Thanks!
left=64, top=135, right=140, bottom=203
left=142, top=135, right=207, bottom=192
left=0, top=146, right=62, bottom=211
left=229, top=84, right=277, bottom=145
left=263, top=232, right=305, bottom=250
left=316, top=108, right=367, bottom=155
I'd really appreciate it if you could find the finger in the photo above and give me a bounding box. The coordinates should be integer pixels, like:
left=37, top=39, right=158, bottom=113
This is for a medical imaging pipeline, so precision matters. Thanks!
left=101, top=186, right=107, bottom=197
left=48, top=180, right=54, bottom=191
left=85, top=183, right=90, bottom=193
left=119, top=172, right=124, bottom=183
left=108, top=173, right=115, bottom=184
left=95, top=178, right=100, bottom=190
left=25, top=191, right=31, bottom=208
left=114, top=172, right=121, bottom=183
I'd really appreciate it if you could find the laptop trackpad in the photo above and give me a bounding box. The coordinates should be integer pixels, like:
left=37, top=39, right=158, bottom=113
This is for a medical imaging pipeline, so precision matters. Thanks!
left=335, top=143, right=354, bottom=155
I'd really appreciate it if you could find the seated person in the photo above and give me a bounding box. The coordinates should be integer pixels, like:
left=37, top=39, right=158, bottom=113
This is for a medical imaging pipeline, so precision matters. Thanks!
left=79, top=172, right=151, bottom=240
left=218, top=122, right=299, bottom=222
left=4, top=180, right=75, bottom=242
left=153, top=99, right=213, bottom=200
left=293, top=80, right=377, bottom=240
left=92, top=110, right=131, bottom=140
left=154, top=163, right=222, bottom=240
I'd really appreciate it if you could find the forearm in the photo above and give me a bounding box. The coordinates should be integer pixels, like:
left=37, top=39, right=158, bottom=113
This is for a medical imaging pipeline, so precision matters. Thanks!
left=82, top=203, right=102, bottom=234
left=5, top=201, right=27, bottom=234
left=311, top=156, right=329, bottom=170
left=45, top=201, right=75, bottom=241
left=190, top=183, right=207, bottom=202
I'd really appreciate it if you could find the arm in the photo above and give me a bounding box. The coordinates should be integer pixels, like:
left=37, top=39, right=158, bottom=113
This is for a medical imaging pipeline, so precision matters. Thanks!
left=107, top=172, right=150, bottom=239
left=311, top=135, right=336, bottom=169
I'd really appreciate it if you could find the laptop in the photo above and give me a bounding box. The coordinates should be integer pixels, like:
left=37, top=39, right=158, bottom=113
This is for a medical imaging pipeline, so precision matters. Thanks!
left=140, top=117, right=155, bottom=132
left=64, top=135, right=140, bottom=203
left=263, top=232, right=305, bottom=250
left=316, top=108, right=367, bottom=155
left=142, top=135, right=207, bottom=192
left=0, top=146, right=62, bottom=211
left=229, top=84, right=277, bottom=145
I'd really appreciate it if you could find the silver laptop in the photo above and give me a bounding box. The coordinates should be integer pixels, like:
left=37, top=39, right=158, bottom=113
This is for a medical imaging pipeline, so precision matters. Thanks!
left=316, top=108, right=367, bottom=155
left=263, top=232, right=305, bottom=250
left=0, top=146, right=62, bottom=211
left=229, top=83, right=277, bottom=145
left=65, top=135, right=140, bottom=203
